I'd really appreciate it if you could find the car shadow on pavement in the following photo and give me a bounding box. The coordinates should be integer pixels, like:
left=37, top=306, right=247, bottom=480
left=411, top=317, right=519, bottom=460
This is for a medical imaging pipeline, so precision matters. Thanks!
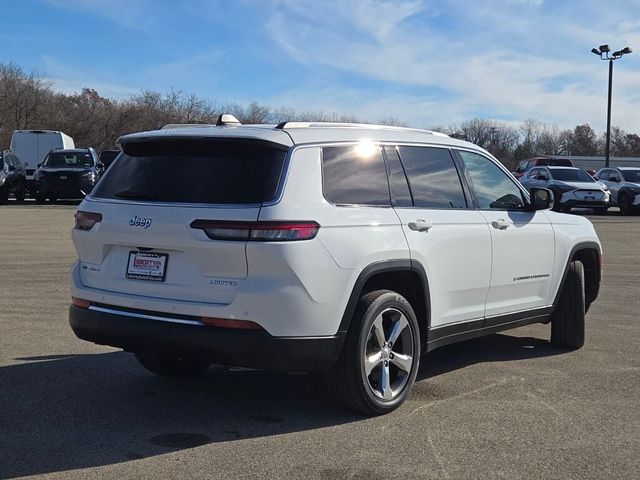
left=1, top=332, right=561, bottom=478
left=418, top=333, right=561, bottom=380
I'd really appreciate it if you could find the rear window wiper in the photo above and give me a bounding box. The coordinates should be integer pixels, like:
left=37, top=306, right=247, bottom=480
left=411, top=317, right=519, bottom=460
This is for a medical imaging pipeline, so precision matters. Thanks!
left=114, top=189, right=158, bottom=201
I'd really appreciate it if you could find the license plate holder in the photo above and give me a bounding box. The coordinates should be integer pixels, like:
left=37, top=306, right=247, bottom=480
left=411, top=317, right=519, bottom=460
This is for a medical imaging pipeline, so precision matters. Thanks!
left=126, top=251, right=168, bottom=282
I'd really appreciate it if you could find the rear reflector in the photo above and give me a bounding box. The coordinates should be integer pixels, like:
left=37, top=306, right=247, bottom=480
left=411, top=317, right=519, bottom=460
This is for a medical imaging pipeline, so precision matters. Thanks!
left=191, top=220, right=319, bottom=242
left=72, top=297, right=91, bottom=308
left=75, top=211, right=102, bottom=231
left=200, top=317, right=263, bottom=330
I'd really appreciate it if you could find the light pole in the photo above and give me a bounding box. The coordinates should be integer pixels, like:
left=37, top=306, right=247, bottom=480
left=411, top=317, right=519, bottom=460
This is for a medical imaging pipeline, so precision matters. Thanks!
left=591, top=44, right=632, bottom=167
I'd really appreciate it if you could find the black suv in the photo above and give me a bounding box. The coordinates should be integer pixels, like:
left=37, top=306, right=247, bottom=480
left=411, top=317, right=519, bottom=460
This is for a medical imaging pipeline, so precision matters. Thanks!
left=0, top=150, right=26, bottom=203
left=35, top=148, right=103, bottom=203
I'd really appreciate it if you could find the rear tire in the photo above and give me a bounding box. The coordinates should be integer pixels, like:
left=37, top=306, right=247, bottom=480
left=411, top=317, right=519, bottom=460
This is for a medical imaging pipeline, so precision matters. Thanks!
left=551, top=261, right=585, bottom=349
left=35, top=192, right=46, bottom=204
left=135, top=352, right=210, bottom=378
left=328, top=290, right=420, bottom=415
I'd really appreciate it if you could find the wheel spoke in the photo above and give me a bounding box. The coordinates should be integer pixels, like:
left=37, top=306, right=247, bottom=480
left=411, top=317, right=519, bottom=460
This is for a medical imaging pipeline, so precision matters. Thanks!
left=380, top=363, right=392, bottom=400
left=365, top=351, right=382, bottom=376
left=387, top=314, right=408, bottom=345
left=391, top=352, right=413, bottom=373
left=371, top=314, right=386, bottom=348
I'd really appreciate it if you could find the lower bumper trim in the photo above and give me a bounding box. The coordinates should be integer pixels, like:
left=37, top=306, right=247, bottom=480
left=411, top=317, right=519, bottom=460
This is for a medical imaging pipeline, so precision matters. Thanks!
left=69, top=304, right=344, bottom=372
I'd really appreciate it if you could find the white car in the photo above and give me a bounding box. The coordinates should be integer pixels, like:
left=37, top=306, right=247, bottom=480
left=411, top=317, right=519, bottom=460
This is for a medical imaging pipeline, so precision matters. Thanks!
left=69, top=118, right=602, bottom=414
left=519, top=166, right=610, bottom=214
left=594, top=167, right=640, bottom=215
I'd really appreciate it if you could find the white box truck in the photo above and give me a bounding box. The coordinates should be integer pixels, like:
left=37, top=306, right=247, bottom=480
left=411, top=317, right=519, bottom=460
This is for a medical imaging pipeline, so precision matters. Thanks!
left=10, top=130, right=75, bottom=194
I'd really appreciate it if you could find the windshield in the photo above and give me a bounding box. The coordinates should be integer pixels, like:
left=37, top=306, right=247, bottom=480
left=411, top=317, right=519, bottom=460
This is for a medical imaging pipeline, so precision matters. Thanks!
left=550, top=168, right=594, bottom=182
left=44, top=152, right=94, bottom=168
left=92, top=139, right=287, bottom=204
left=623, top=169, right=640, bottom=183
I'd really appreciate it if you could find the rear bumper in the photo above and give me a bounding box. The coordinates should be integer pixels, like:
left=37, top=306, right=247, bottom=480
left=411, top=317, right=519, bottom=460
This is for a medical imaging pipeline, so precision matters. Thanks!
left=69, top=304, right=345, bottom=372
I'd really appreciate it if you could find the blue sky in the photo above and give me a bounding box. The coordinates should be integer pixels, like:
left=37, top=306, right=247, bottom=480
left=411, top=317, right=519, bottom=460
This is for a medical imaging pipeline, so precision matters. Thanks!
left=1, top=0, right=639, bottom=131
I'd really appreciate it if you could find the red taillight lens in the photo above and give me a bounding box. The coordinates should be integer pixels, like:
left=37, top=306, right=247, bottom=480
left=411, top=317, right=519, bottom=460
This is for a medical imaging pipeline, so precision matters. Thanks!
left=190, top=220, right=320, bottom=242
left=72, top=297, right=91, bottom=308
left=74, top=211, right=102, bottom=231
left=200, top=317, right=263, bottom=330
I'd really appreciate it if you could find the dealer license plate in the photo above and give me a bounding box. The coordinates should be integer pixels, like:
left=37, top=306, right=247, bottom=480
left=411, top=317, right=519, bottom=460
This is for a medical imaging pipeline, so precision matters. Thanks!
left=126, top=251, right=168, bottom=282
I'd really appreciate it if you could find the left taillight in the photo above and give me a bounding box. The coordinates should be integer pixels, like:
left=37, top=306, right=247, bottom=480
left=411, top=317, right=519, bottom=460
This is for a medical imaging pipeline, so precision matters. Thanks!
left=72, top=297, right=91, bottom=308
left=74, top=211, right=102, bottom=231
left=190, top=220, right=320, bottom=242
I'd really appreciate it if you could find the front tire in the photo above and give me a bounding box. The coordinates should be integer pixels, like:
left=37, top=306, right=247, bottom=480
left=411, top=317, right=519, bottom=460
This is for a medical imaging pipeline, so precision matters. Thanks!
left=593, top=206, right=608, bottom=215
left=135, top=352, right=210, bottom=378
left=14, top=187, right=25, bottom=202
left=551, top=261, right=585, bottom=349
left=619, top=193, right=635, bottom=216
left=329, top=290, right=420, bottom=415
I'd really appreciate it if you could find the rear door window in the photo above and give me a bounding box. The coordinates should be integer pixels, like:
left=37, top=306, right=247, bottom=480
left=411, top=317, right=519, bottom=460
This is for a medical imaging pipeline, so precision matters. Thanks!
left=322, top=145, right=390, bottom=206
left=92, top=139, right=287, bottom=204
left=396, top=146, right=467, bottom=209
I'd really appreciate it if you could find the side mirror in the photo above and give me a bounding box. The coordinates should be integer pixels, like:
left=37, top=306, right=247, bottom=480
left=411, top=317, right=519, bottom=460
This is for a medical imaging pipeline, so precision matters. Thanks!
left=7, top=164, right=16, bottom=171
left=37, top=163, right=42, bottom=168
left=527, top=187, right=554, bottom=211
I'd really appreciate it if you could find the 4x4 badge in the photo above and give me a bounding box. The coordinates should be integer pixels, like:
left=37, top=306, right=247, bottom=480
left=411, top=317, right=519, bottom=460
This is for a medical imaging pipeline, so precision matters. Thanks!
left=129, top=215, right=152, bottom=229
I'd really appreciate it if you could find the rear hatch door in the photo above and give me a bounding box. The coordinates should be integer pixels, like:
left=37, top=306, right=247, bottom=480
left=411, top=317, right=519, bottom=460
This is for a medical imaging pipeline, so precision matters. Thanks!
left=74, top=136, right=290, bottom=305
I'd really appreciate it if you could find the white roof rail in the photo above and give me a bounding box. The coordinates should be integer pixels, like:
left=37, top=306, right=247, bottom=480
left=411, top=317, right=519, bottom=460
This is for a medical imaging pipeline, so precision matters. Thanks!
left=274, top=121, right=449, bottom=137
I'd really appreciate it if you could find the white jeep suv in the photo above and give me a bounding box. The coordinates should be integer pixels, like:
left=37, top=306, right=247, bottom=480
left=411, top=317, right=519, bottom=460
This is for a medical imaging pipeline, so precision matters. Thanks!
left=69, top=119, right=602, bottom=415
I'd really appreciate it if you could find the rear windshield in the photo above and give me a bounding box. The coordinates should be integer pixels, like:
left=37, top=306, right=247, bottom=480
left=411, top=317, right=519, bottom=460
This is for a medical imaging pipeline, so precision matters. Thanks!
left=550, top=168, right=594, bottom=182
left=91, top=139, right=287, bottom=204
left=549, top=159, right=573, bottom=167
left=44, top=152, right=94, bottom=168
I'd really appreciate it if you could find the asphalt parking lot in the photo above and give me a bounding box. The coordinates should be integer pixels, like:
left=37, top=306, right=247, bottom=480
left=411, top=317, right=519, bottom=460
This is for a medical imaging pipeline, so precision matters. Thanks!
left=1, top=203, right=639, bottom=479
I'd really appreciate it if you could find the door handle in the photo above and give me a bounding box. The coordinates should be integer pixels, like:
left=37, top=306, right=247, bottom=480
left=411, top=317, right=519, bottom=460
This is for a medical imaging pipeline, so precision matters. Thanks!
left=408, top=219, right=433, bottom=232
left=491, top=219, right=512, bottom=230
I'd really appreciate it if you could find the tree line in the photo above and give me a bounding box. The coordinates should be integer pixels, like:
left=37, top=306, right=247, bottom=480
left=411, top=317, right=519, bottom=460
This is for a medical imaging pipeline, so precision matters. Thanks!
left=1, top=62, right=639, bottom=169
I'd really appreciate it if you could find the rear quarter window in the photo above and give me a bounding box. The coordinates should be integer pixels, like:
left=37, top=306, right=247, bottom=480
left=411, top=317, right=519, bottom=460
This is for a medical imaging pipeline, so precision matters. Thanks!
left=322, top=145, right=390, bottom=206
left=92, top=139, right=287, bottom=204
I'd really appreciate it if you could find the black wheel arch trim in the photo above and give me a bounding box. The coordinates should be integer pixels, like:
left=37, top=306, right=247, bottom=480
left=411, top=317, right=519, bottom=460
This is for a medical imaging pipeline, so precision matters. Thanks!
left=551, top=241, right=601, bottom=311
left=337, top=259, right=431, bottom=334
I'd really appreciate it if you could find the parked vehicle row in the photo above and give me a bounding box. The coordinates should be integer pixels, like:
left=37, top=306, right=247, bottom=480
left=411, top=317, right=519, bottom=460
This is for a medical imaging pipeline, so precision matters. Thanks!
left=1, top=129, right=120, bottom=203
left=515, top=158, right=640, bottom=215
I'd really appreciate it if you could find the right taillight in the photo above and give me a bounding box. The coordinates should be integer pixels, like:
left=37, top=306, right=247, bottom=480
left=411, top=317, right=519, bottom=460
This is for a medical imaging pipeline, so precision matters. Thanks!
left=190, top=220, right=320, bottom=242
left=74, top=211, right=102, bottom=231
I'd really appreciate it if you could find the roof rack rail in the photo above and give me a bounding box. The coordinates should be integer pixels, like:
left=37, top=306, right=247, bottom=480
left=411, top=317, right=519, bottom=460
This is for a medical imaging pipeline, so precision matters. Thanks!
left=160, top=123, right=215, bottom=130
left=274, top=121, right=449, bottom=137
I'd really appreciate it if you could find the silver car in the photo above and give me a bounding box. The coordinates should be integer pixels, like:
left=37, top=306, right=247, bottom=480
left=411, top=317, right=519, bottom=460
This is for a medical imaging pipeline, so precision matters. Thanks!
left=520, top=166, right=610, bottom=214
left=594, top=167, right=640, bottom=215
